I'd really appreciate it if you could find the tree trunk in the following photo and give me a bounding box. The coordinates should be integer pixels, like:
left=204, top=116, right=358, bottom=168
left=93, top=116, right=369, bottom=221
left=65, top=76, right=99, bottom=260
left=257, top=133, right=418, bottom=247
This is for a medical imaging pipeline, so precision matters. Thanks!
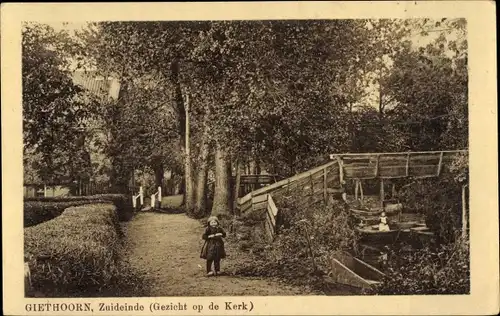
left=194, top=125, right=210, bottom=215
left=255, top=156, right=261, bottom=175
left=227, top=159, right=233, bottom=213
left=184, top=92, right=195, bottom=211
left=170, top=59, right=186, bottom=143
left=152, top=157, right=164, bottom=191
left=233, top=159, right=241, bottom=215
left=211, top=141, right=231, bottom=218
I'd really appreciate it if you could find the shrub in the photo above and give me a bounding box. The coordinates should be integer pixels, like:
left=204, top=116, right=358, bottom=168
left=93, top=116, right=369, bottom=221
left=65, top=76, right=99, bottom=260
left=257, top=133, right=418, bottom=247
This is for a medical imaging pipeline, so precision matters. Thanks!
left=399, top=154, right=468, bottom=243
left=24, top=200, right=108, bottom=227
left=231, top=193, right=360, bottom=293
left=24, top=203, right=123, bottom=297
left=92, top=194, right=134, bottom=221
left=24, top=194, right=134, bottom=226
left=367, top=238, right=470, bottom=295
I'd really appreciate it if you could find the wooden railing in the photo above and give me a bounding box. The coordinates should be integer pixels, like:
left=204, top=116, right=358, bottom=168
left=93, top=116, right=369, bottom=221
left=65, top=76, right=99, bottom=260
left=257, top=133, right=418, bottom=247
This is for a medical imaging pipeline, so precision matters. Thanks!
left=132, top=186, right=144, bottom=209
left=237, top=161, right=340, bottom=214
left=331, top=150, right=467, bottom=180
left=264, top=194, right=279, bottom=241
left=237, top=161, right=341, bottom=241
left=150, top=186, right=162, bottom=208
left=237, top=149, right=467, bottom=241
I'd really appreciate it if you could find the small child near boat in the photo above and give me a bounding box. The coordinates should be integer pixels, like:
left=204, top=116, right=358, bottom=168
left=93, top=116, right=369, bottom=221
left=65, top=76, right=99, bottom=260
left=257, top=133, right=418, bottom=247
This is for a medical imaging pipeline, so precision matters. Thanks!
left=378, top=212, right=390, bottom=231
left=200, top=216, right=227, bottom=276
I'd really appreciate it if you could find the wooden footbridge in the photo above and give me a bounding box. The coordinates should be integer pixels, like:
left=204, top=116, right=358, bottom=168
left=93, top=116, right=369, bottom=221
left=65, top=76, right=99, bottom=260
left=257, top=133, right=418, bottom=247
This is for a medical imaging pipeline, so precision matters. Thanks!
left=236, top=149, right=468, bottom=290
left=237, top=149, right=467, bottom=239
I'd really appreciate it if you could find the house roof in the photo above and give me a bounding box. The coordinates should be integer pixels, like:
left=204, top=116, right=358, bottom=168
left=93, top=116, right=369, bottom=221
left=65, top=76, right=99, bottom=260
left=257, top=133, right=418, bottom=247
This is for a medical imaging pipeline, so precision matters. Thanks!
left=71, top=70, right=119, bottom=98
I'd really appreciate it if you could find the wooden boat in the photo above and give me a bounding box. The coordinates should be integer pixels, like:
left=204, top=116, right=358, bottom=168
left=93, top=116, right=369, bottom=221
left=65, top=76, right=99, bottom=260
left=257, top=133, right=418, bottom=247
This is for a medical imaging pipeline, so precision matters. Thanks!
left=328, top=251, right=386, bottom=290
left=393, top=221, right=422, bottom=230
left=356, top=225, right=401, bottom=243
left=350, top=203, right=402, bottom=217
left=351, top=208, right=384, bottom=216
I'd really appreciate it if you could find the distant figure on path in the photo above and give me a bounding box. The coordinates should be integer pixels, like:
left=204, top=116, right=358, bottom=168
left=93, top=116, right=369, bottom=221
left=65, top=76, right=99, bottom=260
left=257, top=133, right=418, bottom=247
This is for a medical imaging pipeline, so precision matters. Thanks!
left=378, top=212, right=390, bottom=231
left=200, top=216, right=227, bottom=276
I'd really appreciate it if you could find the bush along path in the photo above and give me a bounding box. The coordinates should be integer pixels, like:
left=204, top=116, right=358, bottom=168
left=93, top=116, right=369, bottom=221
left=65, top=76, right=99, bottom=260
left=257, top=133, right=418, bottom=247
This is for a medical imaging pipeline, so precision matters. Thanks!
left=120, top=212, right=312, bottom=296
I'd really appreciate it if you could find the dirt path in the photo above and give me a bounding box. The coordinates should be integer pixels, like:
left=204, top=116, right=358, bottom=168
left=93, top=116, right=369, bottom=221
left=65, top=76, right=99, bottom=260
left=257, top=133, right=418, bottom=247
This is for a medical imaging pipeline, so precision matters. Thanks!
left=121, top=212, right=308, bottom=296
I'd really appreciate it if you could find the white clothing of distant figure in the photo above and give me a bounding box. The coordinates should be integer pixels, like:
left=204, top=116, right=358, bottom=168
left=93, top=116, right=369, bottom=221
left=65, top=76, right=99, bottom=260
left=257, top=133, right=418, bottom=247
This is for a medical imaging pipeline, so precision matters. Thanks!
left=379, top=212, right=390, bottom=231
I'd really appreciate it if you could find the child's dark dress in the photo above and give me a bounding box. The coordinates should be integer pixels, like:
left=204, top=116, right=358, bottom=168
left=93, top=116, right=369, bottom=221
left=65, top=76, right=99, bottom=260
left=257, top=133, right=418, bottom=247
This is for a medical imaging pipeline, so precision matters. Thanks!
left=200, top=226, right=226, bottom=261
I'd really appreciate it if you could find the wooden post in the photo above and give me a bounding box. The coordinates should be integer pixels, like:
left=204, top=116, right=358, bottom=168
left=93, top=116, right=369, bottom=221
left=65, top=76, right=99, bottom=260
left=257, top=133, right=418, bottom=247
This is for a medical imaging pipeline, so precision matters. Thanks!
left=323, top=167, right=328, bottom=204
left=335, top=156, right=344, bottom=184
left=44, top=184, right=47, bottom=197
left=359, top=180, right=364, bottom=205
left=139, top=186, right=144, bottom=206
left=158, top=186, right=162, bottom=204
left=437, top=151, right=444, bottom=176
left=375, top=154, right=380, bottom=177
left=354, top=179, right=359, bottom=201
left=151, top=194, right=155, bottom=208
left=310, top=173, right=314, bottom=199
left=462, top=184, right=468, bottom=240
left=391, top=183, right=396, bottom=198
left=251, top=191, right=254, bottom=212
left=405, top=153, right=410, bottom=177
left=380, top=178, right=385, bottom=209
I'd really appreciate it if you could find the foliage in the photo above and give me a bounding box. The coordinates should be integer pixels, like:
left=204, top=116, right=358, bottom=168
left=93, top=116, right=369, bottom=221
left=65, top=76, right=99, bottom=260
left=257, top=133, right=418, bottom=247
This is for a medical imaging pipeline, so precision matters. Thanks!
left=22, top=22, right=95, bottom=184
left=24, top=194, right=134, bottom=224
left=24, top=203, right=122, bottom=296
left=78, top=20, right=394, bottom=213
left=399, top=154, right=468, bottom=243
left=24, top=199, right=108, bottom=227
left=368, top=239, right=469, bottom=295
left=231, top=195, right=360, bottom=293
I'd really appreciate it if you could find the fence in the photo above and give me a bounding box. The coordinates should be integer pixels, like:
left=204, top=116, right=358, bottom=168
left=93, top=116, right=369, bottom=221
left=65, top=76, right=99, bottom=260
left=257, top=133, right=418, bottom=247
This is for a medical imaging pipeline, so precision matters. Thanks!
left=23, top=180, right=111, bottom=198
left=237, top=161, right=341, bottom=241
left=237, top=150, right=467, bottom=241
left=234, top=174, right=283, bottom=197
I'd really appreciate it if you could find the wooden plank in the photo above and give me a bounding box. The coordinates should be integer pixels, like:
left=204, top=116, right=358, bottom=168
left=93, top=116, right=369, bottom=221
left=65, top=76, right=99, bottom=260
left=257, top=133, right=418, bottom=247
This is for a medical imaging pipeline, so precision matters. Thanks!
left=380, top=178, right=384, bottom=208
left=310, top=174, right=315, bottom=195
left=355, top=179, right=359, bottom=200
left=267, top=205, right=276, bottom=227
left=405, top=153, right=410, bottom=176
left=378, top=166, right=408, bottom=178
left=268, top=194, right=278, bottom=217
left=264, top=217, right=274, bottom=241
left=333, top=150, right=467, bottom=157
left=252, top=193, right=268, bottom=204
left=311, top=176, right=326, bottom=187
left=238, top=194, right=252, bottom=206
left=409, top=165, right=443, bottom=176
left=437, top=151, right=444, bottom=176
left=252, top=200, right=268, bottom=211
left=329, top=258, right=375, bottom=290
left=323, top=168, right=328, bottom=203
left=312, top=170, right=327, bottom=180
left=239, top=201, right=252, bottom=213
left=245, top=161, right=336, bottom=198
left=345, top=167, right=378, bottom=178
left=359, top=180, right=364, bottom=203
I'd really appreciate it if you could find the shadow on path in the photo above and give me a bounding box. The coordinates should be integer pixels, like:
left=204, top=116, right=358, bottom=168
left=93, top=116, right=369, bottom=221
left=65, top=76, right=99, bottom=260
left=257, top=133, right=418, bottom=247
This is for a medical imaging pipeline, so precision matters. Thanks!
left=121, top=212, right=307, bottom=296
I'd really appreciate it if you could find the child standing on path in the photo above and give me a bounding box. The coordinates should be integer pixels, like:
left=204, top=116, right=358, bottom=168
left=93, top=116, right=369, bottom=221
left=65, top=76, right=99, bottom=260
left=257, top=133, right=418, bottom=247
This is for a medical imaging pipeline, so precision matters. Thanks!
left=200, top=216, right=226, bottom=276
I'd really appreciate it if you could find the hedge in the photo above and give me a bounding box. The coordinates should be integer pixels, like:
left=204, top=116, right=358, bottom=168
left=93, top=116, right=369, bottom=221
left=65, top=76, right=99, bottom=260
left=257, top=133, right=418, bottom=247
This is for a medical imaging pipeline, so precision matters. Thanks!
left=24, top=194, right=134, bottom=227
left=24, top=203, right=122, bottom=297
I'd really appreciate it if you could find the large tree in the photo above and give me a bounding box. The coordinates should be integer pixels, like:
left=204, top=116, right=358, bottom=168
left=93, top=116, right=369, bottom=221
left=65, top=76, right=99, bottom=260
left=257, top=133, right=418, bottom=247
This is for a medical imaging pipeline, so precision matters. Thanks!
left=79, top=20, right=414, bottom=216
left=22, top=23, right=94, bottom=186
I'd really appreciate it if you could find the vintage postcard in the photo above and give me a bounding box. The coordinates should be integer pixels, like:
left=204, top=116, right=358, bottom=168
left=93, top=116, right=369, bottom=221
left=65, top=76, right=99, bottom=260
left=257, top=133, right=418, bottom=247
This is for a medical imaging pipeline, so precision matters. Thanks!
left=2, top=1, right=498, bottom=315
